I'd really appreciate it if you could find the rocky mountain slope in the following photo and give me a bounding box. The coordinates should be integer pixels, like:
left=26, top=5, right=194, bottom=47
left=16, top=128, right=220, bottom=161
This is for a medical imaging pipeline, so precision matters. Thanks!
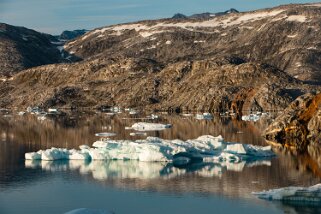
left=0, top=23, right=63, bottom=77
left=64, top=3, right=321, bottom=84
left=56, top=29, right=88, bottom=40
left=1, top=3, right=321, bottom=111
left=0, top=56, right=317, bottom=112
left=172, top=8, right=239, bottom=19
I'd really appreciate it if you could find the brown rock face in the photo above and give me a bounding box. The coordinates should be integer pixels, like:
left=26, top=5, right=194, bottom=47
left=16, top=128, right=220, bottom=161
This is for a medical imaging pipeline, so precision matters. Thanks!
left=0, top=57, right=317, bottom=112
left=0, top=23, right=62, bottom=77
left=264, top=93, right=321, bottom=151
left=64, top=3, right=321, bottom=84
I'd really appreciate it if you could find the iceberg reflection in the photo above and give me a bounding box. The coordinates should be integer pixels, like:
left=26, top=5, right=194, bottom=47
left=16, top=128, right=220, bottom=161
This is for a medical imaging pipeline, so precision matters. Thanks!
left=25, top=159, right=271, bottom=180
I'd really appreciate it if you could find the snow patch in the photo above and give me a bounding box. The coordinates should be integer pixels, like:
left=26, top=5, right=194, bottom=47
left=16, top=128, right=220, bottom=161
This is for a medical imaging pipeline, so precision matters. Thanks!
left=287, top=34, right=297, bottom=38
left=194, top=40, right=206, bottom=43
left=286, top=15, right=307, bottom=23
left=146, top=45, right=156, bottom=50
left=307, top=46, right=317, bottom=50
left=71, top=9, right=285, bottom=47
left=165, top=40, right=172, bottom=45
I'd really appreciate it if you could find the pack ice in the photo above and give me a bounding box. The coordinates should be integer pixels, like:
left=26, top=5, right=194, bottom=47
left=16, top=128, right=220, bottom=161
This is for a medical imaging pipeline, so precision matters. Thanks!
left=253, top=184, right=321, bottom=203
left=25, top=135, right=274, bottom=163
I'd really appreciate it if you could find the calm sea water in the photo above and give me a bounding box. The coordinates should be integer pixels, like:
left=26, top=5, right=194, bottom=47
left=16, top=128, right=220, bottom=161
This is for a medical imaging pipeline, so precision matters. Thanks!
left=0, top=111, right=321, bottom=214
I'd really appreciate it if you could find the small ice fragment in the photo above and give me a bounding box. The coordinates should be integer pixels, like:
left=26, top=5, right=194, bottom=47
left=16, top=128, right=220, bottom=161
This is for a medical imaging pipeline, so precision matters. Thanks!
left=195, top=113, right=213, bottom=120
left=18, top=111, right=26, bottom=116
left=95, top=132, right=116, bottom=137
left=131, top=122, right=172, bottom=131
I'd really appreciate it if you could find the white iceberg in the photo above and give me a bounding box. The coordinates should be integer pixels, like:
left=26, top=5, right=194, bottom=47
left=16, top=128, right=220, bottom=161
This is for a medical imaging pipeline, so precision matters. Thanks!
left=242, top=112, right=269, bottom=122
left=95, top=132, right=116, bottom=137
left=195, top=113, right=213, bottom=120
left=131, top=122, right=172, bottom=131
left=25, top=135, right=274, bottom=162
left=242, top=114, right=260, bottom=122
left=253, top=184, right=321, bottom=203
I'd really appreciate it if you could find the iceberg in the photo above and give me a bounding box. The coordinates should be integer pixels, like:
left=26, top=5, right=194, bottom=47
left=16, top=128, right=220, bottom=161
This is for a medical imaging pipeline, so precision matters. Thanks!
left=131, top=122, right=172, bottom=131
left=95, top=132, right=116, bottom=137
left=241, top=114, right=260, bottom=122
left=25, top=135, right=274, bottom=162
left=241, top=112, right=269, bottom=122
left=253, top=184, right=321, bottom=203
left=195, top=113, right=213, bottom=120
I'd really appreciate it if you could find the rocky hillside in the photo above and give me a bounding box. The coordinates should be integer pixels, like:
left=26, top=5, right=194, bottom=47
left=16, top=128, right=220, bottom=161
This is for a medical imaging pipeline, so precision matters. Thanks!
left=0, top=56, right=317, bottom=112
left=56, top=29, right=88, bottom=40
left=64, top=3, right=321, bottom=84
left=1, top=3, right=321, bottom=111
left=0, top=23, right=64, bottom=77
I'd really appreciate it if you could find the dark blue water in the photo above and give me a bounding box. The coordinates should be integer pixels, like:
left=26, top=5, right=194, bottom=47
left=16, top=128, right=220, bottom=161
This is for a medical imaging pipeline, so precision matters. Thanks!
left=0, top=112, right=320, bottom=214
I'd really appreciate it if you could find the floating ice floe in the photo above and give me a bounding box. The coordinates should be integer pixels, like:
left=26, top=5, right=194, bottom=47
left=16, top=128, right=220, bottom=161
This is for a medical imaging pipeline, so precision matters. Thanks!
left=253, top=184, right=321, bottom=203
left=241, top=112, right=269, bottom=122
left=95, top=132, right=116, bottom=137
left=195, top=113, right=213, bottom=120
left=64, top=208, right=112, bottom=214
left=129, top=109, right=139, bottom=115
left=25, top=135, right=274, bottom=163
left=131, top=122, right=172, bottom=131
left=48, top=108, right=60, bottom=114
left=18, top=111, right=26, bottom=116
left=149, top=114, right=159, bottom=119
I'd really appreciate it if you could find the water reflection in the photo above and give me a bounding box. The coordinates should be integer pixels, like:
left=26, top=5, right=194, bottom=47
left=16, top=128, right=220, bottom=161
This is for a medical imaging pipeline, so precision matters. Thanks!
left=25, top=159, right=272, bottom=180
left=1, top=111, right=321, bottom=214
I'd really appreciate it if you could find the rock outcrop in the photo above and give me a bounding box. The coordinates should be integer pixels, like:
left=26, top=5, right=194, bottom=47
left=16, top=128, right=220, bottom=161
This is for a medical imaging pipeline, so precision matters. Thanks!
left=0, top=23, right=63, bottom=77
left=264, top=93, right=321, bottom=151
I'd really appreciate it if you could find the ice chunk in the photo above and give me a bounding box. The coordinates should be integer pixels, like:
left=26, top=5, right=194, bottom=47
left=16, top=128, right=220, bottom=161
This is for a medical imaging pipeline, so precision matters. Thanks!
left=225, top=144, right=247, bottom=154
left=25, top=135, right=274, bottom=162
left=95, top=132, right=116, bottom=137
left=131, top=122, right=172, bottom=131
left=18, top=111, right=26, bottom=116
left=64, top=208, right=112, bottom=214
left=41, top=148, right=69, bottom=160
left=195, top=113, right=213, bottom=120
left=224, top=143, right=274, bottom=157
left=242, top=114, right=260, bottom=122
left=25, top=151, right=42, bottom=160
left=253, top=184, right=321, bottom=203
left=69, top=149, right=91, bottom=160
